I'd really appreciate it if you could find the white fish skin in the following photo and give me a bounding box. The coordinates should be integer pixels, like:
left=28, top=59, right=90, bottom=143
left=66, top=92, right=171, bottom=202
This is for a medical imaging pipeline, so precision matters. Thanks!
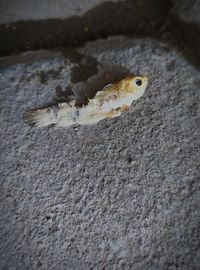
left=23, top=76, right=148, bottom=128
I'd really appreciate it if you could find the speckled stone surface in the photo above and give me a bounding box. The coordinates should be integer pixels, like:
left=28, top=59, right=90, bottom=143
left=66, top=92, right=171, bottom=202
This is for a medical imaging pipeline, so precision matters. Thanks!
left=0, top=36, right=199, bottom=270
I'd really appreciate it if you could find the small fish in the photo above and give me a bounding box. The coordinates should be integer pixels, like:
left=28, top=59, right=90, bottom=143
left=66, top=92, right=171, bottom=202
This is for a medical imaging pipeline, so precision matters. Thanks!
left=23, top=75, right=148, bottom=128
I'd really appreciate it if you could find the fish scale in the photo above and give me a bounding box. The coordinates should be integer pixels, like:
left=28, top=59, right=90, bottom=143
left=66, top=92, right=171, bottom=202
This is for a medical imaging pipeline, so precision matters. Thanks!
left=23, top=75, right=148, bottom=128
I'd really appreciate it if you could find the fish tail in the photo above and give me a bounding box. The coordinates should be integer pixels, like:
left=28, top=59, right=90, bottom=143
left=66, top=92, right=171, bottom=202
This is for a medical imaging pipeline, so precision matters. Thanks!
left=23, top=102, right=76, bottom=128
left=23, top=107, right=57, bottom=127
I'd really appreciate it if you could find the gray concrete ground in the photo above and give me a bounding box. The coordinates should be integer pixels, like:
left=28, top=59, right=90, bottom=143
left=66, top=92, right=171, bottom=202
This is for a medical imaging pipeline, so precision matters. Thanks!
left=0, top=0, right=200, bottom=269
left=0, top=0, right=124, bottom=24
left=0, top=36, right=200, bottom=269
left=0, top=0, right=199, bottom=25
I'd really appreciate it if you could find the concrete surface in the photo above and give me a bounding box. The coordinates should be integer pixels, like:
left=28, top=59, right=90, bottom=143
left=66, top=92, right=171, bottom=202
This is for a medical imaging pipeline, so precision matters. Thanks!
left=172, top=0, right=200, bottom=24
left=0, top=0, right=200, bottom=269
left=1, top=0, right=200, bottom=73
left=0, top=0, right=124, bottom=24
left=0, top=36, right=200, bottom=269
left=1, top=0, right=199, bottom=25
left=0, top=0, right=173, bottom=55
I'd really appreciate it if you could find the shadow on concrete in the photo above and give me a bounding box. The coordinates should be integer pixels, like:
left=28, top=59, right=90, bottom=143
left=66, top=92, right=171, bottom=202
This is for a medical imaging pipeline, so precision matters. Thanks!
left=1, top=0, right=200, bottom=70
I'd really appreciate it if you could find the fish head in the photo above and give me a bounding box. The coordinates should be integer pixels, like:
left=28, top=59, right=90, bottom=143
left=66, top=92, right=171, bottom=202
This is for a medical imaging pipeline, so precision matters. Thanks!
left=125, top=75, right=148, bottom=98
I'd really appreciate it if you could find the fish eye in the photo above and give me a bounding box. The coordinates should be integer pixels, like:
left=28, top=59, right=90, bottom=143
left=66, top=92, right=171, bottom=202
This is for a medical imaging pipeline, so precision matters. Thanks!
left=135, top=79, right=142, bottom=86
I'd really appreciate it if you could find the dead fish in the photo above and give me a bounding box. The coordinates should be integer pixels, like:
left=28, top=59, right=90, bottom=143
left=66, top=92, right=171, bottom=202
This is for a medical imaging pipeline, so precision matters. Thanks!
left=23, top=75, right=148, bottom=128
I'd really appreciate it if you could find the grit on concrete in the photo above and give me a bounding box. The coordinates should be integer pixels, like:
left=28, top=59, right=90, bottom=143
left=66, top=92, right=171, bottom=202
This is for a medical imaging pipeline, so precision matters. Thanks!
left=0, top=37, right=200, bottom=269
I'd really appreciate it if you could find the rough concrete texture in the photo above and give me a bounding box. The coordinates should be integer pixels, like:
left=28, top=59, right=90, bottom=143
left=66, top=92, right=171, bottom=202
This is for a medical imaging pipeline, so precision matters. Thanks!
left=0, top=0, right=173, bottom=56
left=1, top=0, right=199, bottom=25
left=0, top=36, right=200, bottom=270
left=0, top=0, right=124, bottom=24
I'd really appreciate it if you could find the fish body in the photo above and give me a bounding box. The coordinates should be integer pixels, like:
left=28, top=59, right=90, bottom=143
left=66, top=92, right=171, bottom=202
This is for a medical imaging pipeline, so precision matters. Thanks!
left=23, top=75, right=148, bottom=128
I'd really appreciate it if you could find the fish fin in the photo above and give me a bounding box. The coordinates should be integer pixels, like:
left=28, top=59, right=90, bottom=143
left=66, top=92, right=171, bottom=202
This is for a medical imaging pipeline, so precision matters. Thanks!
left=102, top=84, right=113, bottom=90
left=23, top=107, right=56, bottom=128
left=94, top=84, right=114, bottom=98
